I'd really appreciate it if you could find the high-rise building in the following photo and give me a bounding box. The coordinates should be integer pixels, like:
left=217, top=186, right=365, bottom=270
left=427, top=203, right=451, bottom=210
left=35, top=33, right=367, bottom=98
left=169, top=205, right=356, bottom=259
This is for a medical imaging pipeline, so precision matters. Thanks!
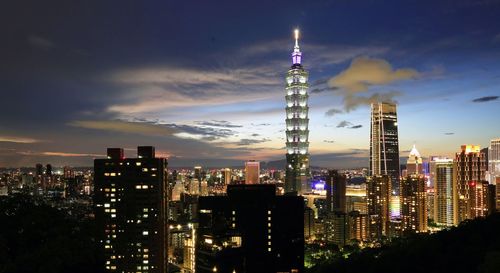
left=348, top=211, right=369, bottom=243
left=94, top=146, right=167, bottom=273
left=63, top=166, right=74, bottom=179
left=245, top=160, right=260, bottom=184
left=326, top=170, right=346, bottom=213
left=454, top=145, right=487, bottom=222
left=195, top=184, right=304, bottom=273
left=35, top=163, right=43, bottom=177
left=489, top=138, right=500, bottom=184
left=469, top=180, right=489, bottom=218
left=223, top=168, right=231, bottom=185
left=45, top=164, right=52, bottom=176
left=431, top=158, right=456, bottom=226
left=370, top=102, right=400, bottom=194
left=406, top=144, right=423, bottom=175
left=285, top=29, right=310, bottom=195
left=400, top=175, right=427, bottom=233
left=366, top=175, right=391, bottom=240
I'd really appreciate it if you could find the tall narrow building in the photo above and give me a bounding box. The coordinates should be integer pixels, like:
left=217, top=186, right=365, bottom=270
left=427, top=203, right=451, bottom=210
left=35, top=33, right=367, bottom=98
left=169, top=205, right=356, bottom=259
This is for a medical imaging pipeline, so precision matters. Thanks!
left=454, top=145, right=487, bottom=222
left=370, top=102, right=400, bottom=194
left=431, top=157, right=457, bottom=226
left=489, top=138, right=500, bottom=184
left=400, top=175, right=427, bottom=233
left=285, top=29, right=310, bottom=195
left=366, top=175, right=391, bottom=240
left=326, top=170, right=346, bottom=213
left=94, top=146, right=167, bottom=273
left=245, top=160, right=260, bottom=184
left=406, top=144, right=423, bottom=175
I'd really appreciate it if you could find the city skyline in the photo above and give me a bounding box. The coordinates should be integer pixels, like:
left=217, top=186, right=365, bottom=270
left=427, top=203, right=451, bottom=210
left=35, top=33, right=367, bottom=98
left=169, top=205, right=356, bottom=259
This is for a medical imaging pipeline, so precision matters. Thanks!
left=2, top=1, right=500, bottom=168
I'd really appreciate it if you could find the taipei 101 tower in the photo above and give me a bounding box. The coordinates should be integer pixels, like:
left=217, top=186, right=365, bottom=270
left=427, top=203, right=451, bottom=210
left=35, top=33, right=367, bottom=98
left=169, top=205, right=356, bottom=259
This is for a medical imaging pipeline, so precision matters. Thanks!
left=285, top=29, right=310, bottom=195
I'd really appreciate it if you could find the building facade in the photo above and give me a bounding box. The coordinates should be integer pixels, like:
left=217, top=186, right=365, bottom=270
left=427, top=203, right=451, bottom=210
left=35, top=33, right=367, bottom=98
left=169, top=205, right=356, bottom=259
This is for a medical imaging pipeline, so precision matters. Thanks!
left=489, top=138, right=500, bottom=184
left=366, top=175, right=391, bottom=240
left=195, top=184, right=304, bottom=273
left=454, top=145, right=487, bottom=222
left=431, top=158, right=456, bottom=226
left=326, top=170, right=346, bottom=213
left=245, top=160, right=260, bottom=184
left=94, top=146, right=167, bottom=273
left=400, top=175, right=427, bottom=233
left=370, top=102, right=400, bottom=194
left=285, top=29, right=310, bottom=195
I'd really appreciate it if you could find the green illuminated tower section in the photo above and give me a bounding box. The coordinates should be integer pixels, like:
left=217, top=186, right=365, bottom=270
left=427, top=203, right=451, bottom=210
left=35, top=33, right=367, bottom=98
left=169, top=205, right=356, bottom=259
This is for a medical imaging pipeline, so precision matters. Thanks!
left=285, top=29, right=310, bottom=195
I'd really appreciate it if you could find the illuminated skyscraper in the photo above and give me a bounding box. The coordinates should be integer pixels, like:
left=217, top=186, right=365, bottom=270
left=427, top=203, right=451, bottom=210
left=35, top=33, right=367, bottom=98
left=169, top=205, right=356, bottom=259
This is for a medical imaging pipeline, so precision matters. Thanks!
left=366, top=175, right=391, bottom=240
left=370, top=102, right=400, bottom=193
left=406, top=144, right=423, bottom=175
left=285, top=29, right=310, bottom=195
left=94, top=146, right=167, bottom=273
left=326, top=170, right=346, bottom=213
left=454, top=145, right=487, bottom=222
left=400, top=175, right=427, bottom=233
left=489, top=138, right=500, bottom=184
left=245, top=160, right=260, bottom=184
left=223, top=168, right=231, bottom=185
left=431, top=158, right=457, bottom=226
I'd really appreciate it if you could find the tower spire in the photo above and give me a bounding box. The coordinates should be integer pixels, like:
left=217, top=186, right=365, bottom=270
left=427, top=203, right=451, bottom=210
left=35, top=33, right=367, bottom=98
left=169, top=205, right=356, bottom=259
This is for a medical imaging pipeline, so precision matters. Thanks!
left=294, top=28, right=299, bottom=49
left=291, top=28, right=302, bottom=65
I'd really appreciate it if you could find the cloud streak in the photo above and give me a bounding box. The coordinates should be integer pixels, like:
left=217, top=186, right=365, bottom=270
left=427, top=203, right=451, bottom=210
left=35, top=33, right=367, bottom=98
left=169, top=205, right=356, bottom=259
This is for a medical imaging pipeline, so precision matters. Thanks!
left=0, top=135, right=41, bottom=144
left=472, top=96, right=498, bottom=103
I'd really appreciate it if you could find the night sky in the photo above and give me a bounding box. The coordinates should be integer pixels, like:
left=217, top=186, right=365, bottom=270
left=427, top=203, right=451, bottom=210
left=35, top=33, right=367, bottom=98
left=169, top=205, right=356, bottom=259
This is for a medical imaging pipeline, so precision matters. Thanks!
left=1, top=0, right=499, bottom=167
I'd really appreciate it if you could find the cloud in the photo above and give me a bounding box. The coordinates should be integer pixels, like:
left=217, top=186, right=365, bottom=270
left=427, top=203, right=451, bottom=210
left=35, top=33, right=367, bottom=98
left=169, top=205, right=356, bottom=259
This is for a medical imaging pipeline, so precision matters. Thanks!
left=329, top=57, right=419, bottom=92
left=472, top=96, right=498, bottom=103
left=343, top=91, right=401, bottom=112
left=0, top=135, right=41, bottom=144
left=234, top=138, right=270, bottom=146
left=17, top=151, right=104, bottom=157
left=69, top=120, right=178, bottom=137
left=27, top=35, right=55, bottom=50
left=194, top=120, right=243, bottom=128
left=324, top=57, right=416, bottom=112
left=336, top=121, right=362, bottom=129
left=337, top=121, right=353, bottom=128
left=325, top=108, right=343, bottom=117
left=251, top=123, right=271, bottom=126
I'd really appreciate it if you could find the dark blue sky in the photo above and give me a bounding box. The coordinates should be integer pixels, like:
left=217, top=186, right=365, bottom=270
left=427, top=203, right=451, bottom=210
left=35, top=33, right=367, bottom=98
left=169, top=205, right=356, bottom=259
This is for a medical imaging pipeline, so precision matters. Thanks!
left=1, top=0, right=499, bottom=167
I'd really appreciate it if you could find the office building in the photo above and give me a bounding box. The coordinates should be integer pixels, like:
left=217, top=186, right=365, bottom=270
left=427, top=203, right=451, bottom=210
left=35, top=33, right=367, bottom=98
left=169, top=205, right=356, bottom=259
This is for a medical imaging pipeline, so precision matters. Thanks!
left=285, top=29, right=310, bottom=195
left=245, top=160, right=260, bottom=184
left=370, top=102, right=400, bottom=194
left=94, top=146, right=167, bottom=273
left=369, top=102, right=400, bottom=194
left=430, top=157, right=456, bottom=226
left=455, top=145, right=487, bottom=222
left=469, top=180, right=489, bottom=218
left=366, top=175, right=391, bottom=240
left=406, top=144, right=423, bottom=175
left=489, top=138, right=500, bottom=184
left=400, top=175, right=427, bottom=233
left=326, top=170, right=346, bottom=213
left=195, top=184, right=304, bottom=273
left=223, top=168, right=231, bottom=185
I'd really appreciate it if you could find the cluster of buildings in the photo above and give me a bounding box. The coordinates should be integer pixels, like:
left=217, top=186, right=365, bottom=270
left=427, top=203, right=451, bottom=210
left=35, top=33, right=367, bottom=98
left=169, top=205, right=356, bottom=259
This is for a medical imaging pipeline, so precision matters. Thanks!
left=2, top=29, right=498, bottom=273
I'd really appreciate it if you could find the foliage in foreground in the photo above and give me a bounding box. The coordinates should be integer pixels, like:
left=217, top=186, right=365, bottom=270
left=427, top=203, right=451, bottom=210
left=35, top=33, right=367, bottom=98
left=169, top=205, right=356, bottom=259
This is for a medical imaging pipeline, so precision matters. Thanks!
left=0, top=194, right=104, bottom=273
left=308, top=213, right=500, bottom=273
